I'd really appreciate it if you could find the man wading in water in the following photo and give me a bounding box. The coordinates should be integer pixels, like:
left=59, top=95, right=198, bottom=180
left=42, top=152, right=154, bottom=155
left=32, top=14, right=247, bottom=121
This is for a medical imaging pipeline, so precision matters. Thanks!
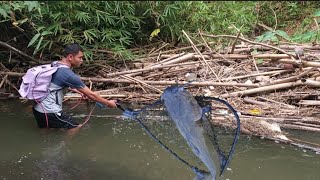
left=32, top=43, right=117, bottom=131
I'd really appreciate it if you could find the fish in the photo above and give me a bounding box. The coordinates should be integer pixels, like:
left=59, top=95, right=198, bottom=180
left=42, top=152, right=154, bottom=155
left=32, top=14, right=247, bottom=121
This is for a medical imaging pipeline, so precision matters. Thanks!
left=161, top=85, right=218, bottom=180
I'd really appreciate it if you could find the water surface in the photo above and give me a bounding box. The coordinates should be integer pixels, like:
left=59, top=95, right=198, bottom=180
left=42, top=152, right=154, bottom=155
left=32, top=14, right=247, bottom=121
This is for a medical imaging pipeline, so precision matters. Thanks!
left=0, top=100, right=319, bottom=180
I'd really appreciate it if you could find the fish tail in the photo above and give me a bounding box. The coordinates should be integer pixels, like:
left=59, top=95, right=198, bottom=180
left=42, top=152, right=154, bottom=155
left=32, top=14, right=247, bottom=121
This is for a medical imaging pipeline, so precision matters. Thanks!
left=192, top=167, right=215, bottom=180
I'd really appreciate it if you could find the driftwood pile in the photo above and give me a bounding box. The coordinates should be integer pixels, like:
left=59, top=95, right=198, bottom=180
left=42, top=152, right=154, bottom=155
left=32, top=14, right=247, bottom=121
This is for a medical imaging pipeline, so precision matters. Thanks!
left=93, top=32, right=320, bottom=151
left=1, top=32, right=320, bottom=151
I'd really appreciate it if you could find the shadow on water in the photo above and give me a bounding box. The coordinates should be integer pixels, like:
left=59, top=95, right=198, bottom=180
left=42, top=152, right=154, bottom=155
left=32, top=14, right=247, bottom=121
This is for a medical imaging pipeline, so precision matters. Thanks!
left=0, top=100, right=320, bottom=180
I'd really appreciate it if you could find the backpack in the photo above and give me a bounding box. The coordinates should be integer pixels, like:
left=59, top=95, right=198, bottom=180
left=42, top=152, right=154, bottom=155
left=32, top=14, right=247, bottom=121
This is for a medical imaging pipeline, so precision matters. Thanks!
left=18, top=61, right=68, bottom=101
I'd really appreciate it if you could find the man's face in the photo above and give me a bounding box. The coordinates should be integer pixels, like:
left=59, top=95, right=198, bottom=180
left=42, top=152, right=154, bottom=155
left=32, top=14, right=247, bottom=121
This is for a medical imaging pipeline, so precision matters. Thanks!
left=67, top=51, right=84, bottom=67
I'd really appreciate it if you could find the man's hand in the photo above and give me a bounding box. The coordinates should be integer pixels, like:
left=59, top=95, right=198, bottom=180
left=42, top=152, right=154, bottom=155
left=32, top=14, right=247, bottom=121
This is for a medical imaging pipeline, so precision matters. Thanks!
left=107, top=100, right=117, bottom=108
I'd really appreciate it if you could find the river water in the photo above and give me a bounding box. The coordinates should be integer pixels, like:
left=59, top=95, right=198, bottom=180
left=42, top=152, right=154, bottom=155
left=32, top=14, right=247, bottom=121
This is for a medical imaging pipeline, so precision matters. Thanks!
left=0, top=100, right=319, bottom=180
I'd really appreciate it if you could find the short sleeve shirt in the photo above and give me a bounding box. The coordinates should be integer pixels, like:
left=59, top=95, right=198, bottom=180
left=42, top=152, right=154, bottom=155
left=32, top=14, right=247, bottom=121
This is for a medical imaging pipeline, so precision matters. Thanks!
left=34, top=67, right=85, bottom=113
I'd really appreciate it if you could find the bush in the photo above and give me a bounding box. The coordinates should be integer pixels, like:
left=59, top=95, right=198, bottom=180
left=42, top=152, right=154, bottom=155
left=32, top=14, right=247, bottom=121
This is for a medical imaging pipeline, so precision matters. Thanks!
left=0, top=1, right=318, bottom=62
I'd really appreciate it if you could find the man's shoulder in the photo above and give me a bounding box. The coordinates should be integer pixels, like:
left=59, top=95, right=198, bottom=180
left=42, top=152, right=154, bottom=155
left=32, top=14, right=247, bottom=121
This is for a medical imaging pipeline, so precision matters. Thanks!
left=52, top=67, right=76, bottom=83
left=52, top=67, right=85, bottom=88
left=55, top=67, right=75, bottom=75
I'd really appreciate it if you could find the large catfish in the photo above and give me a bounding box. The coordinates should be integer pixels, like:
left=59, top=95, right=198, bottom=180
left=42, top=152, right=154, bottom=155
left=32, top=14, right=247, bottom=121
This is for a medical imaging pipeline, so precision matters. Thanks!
left=161, top=85, right=218, bottom=180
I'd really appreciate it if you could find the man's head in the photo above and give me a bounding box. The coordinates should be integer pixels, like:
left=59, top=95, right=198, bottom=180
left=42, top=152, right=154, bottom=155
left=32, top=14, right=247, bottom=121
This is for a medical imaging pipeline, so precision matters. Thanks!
left=62, top=43, right=84, bottom=67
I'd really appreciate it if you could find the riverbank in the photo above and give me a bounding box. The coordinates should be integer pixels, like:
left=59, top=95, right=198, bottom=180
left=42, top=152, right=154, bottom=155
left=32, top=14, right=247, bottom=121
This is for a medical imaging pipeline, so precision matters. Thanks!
left=1, top=33, right=320, bottom=151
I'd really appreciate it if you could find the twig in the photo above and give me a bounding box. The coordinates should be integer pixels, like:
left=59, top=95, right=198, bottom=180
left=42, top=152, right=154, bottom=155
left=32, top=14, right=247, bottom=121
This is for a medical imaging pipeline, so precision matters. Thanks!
left=120, top=75, right=163, bottom=93
left=0, top=75, right=8, bottom=88
left=182, top=30, right=220, bottom=81
left=200, top=34, right=295, bottom=58
left=0, top=40, right=40, bottom=63
left=230, top=26, right=242, bottom=54
left=252, top=57, right=260, bottom=73
left=270, top=7, right=278, bottom=31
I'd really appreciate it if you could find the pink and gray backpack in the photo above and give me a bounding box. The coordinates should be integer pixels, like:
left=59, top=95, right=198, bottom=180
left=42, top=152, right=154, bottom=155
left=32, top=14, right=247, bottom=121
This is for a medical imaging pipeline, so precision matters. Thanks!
left=18, top=61, right=68, bottom=101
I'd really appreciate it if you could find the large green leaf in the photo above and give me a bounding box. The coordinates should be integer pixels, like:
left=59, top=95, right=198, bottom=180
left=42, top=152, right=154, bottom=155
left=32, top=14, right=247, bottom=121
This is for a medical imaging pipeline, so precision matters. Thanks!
left=23, top=1, right=39, bottom=12
left=275, top=30, right=290, bottom=40
left=261, top=31, right=276, bottom=42
left=33, top=36, right=44, bottom=55
left=41, top=31, right=53, bottom=36
left=314, top=9, right=320, bottom=17
left=0, top=3, right=11, bottom=19
left=27, top=33, right=40, bottom=47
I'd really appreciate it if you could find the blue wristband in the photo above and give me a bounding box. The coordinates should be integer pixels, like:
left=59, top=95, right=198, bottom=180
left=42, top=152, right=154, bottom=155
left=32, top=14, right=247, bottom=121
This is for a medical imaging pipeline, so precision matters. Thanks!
left=96, top=102, right=108, bottom=109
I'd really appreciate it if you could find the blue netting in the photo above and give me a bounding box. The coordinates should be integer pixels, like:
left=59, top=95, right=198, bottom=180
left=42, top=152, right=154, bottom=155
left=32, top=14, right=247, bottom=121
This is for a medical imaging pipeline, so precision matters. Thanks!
left=115, top=85, right=240, bottom=179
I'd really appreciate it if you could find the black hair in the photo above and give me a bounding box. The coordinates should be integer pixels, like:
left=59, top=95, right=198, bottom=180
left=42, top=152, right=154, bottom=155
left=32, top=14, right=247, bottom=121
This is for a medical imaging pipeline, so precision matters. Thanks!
left=62, top=43, right=83, bottom=57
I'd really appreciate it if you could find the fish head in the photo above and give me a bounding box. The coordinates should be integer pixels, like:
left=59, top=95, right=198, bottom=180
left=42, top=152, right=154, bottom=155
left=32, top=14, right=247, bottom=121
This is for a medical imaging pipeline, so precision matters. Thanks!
left=161, top=85, right=202, bottom=121
left=161, top=85, right=184, bottom=100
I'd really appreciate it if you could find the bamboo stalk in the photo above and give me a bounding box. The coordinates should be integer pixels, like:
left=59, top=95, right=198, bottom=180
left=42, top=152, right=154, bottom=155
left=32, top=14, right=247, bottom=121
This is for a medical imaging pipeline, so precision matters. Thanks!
left=221, top=78, right=320, bottom=98
left=278, top=59, right=320, bottom=67
left=0, top=71, right=259, bottom=87
left=243, top=97, right=272, bottom=107
left=291, top=122, right=320, bottom=129
left=235, top=44, right=320, bottom=50
left=281, top=124, right=320, bottom=133
left=221, top=69, right=293, bottom=81
left=147, top=52, right=186, bottom=67
left=258, top=67, right=316, bottom=86
left=148, top=53, right=195, bottom=68
left=256, top=96, right=297, bottom=109
left=298, top=100, right=320, bottom=106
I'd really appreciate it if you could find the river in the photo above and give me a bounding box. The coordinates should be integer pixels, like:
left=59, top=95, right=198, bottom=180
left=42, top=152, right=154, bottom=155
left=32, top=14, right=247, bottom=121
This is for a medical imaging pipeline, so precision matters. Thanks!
left=0, top=100, right=319, bottom=180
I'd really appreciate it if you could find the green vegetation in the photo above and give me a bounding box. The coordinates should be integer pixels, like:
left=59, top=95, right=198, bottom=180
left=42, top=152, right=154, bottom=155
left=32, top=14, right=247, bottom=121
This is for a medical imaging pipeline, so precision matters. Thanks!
left=0, top=1, right=319, bottom=62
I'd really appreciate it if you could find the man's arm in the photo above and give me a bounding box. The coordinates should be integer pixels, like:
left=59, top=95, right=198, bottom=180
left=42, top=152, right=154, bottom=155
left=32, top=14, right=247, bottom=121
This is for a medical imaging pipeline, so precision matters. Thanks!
left=77, top=86, right=117, bottom=108
left=68, top=87, right=82, bottom=94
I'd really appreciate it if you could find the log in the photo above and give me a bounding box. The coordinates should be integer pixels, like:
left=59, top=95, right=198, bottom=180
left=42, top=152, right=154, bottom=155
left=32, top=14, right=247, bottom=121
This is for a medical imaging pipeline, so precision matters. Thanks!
left=148, top=53, right=195, bottom=68
left=277, top=59, right=320, bottom=67
left=281, top=124, right=320, bottom=133
left=298, top=100, right=320, bottom=106
left=258, top=67, right=316, bottom=86
left=0, top=40, right=40, bottom=63
left=148, top=52, right=186, bottom=67
left=256, top=96, right=297, bottom=109
left=221, top=78, right=320, bottom=98
left=243, top=97, right=272, bottom=107
left=235, top=44, right=320, bottom=51
left=221, top=69, right=293, bottom=81
left=291, top=122, right=320, bottom=129
left=0, top=71, right=259, bottom=88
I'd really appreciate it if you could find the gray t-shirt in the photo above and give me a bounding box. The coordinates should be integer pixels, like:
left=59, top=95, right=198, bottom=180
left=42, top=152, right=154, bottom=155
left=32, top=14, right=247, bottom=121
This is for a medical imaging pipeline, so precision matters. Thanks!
left=34, top=66, right=85, bottom=113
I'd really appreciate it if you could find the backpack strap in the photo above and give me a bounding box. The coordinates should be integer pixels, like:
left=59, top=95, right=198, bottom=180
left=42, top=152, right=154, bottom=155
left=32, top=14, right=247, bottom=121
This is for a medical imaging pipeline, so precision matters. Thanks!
left=51, top=61, right=69, bottom=68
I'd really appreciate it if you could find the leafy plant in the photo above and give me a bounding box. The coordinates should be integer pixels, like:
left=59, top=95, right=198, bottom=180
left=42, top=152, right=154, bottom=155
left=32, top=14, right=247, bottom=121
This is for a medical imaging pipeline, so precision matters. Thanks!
left=0, top=1, right=319, bottom=62
left=255, top=30, right=291, bottom=43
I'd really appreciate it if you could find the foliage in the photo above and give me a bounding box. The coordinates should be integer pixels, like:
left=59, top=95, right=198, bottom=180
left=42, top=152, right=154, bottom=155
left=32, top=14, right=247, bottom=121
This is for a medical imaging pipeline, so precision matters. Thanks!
left=0, top=1, right=319, bottom=62
left=0, top=1, right=140, bottom=61
left=254, top=2, right=319, bottom=43
left=135, top=1, right=257, bottom=43
left=255, top=3, right=320, bottom=43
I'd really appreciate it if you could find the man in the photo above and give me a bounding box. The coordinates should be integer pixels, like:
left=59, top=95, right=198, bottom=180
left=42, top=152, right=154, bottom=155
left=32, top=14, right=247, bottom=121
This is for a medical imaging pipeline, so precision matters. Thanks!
left=33, top=43, right=117, bottom=129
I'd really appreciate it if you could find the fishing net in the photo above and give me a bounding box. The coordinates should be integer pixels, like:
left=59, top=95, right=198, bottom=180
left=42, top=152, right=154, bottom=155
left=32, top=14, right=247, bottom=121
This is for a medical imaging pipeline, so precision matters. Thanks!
left=119, top=92, right=240, bottom=177
left=127, top=101, right=208, bottom=170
